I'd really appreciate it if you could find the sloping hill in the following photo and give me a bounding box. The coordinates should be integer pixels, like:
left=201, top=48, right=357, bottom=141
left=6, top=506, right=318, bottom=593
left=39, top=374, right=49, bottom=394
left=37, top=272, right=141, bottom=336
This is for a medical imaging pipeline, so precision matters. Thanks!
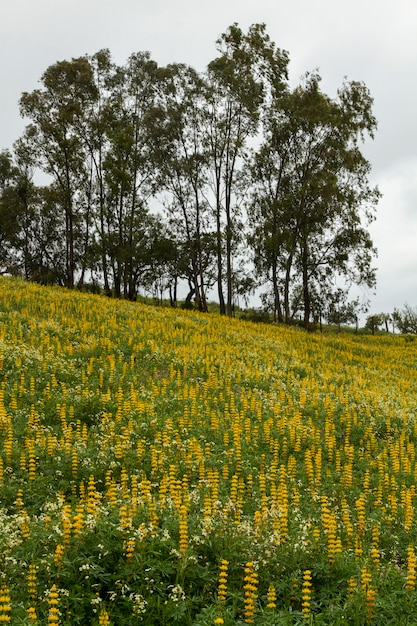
left=1, top=277, right=417, bottom=624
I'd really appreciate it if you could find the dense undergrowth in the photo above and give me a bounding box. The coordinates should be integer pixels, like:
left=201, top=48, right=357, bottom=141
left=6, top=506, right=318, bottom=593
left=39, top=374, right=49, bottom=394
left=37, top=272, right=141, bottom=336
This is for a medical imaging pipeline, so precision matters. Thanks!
left=1, top=277, right=417, bottom=624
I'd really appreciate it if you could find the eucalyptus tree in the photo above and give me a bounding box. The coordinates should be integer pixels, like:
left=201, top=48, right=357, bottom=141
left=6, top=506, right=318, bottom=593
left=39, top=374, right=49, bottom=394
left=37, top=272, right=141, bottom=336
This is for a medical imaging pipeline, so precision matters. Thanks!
left=67, top=49, right=115, bottom=293
left=137, top=216, right=179, bottom=304
left=6, top=151, right=38, bottom=280
left=19, top=184, right=68, bottom=285
left=206, top=23, right=289, bottom=315
left=393, top=305, right=417, bottom=334
left=247, top=135, right=291, bottom=322
left=19, top=57, right=98, bottom=288
left=103, top=52, right=166, bottom=299
left=0, top=147, right=42, bottom=279
left=154, top=63, right=215, bottom=311
left=0, top=150, right=22, bottom=271
left=248, top=71, right=380, bottom=327
left=0, top=148, right=66, bottom=282
left=324, top=289, right=361, bottom=332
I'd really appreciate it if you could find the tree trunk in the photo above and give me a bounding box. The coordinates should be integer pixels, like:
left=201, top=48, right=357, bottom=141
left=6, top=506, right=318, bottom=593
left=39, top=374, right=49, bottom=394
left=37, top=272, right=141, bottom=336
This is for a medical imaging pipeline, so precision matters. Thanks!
left=284, top=253, right=293, bottom=324
left=302, top=240, right=310, bottom=329
left=272, top=262, right=283, bottom=323
left=215, top=200, right=226, bottom=315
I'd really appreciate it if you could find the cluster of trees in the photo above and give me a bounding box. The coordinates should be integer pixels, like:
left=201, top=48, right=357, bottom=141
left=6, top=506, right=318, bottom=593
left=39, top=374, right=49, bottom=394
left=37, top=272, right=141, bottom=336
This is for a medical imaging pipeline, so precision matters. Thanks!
left=366, top=305, right=417, bottom=335
left=0, top=23, right=380, bottom=325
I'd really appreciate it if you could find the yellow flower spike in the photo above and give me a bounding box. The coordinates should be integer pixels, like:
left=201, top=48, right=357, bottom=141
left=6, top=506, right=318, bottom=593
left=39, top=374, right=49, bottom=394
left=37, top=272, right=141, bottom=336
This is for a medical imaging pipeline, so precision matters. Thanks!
left=98, top=608, right=111, bottom=625
left=355, top=493, right=366, bottom=536
left=0, top=584, right=11, bottom=623
left=360, top=565, right=372, bottom=592
left=47, top=585, right=60, bottom=625
left=365, top=588, right=377, bottom=624
left=301, top=570, right=313, bottom=617
left=217, top=559, right=229, bottom=602
left=71, top=448, right=78, bottom=476
left=28, top=451, right=36, bottom=481
left=254, top=509, right=262, bottom=534
left=119, top=504, right=132, bottom=533
left=403, top=487, right=414, bottom=530
left=4, top=426, right=13, bottom=463
left=125, top=538, right=135, bottom=559
left=15, top=489, right=24, bottom=510
left=20, top=451, right=27, bottom=472
left=266, top=583, right=277, bottom=609
left=86, top=474, right=101, bottom=516
left=20, top=510, right=30, bottom=539
left=243, top=562, right=258, bottom=624
left=179, top=504, right=188, bottom=554
left=61, top=504, right=72, bottom=547
left=54, top=543, right=65, bottom=567
left=406, top=545, right=417, bottom=591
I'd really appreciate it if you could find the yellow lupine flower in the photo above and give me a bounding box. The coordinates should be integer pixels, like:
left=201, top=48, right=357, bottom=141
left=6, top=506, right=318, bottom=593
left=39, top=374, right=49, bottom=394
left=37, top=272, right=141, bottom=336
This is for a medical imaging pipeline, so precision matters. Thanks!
left=0, top=584, right=11, bottom=622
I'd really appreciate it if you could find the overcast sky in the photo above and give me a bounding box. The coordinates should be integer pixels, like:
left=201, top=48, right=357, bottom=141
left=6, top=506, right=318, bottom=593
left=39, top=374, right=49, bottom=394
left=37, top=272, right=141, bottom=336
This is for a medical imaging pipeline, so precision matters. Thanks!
left=1, top=0, right=416, bottom=316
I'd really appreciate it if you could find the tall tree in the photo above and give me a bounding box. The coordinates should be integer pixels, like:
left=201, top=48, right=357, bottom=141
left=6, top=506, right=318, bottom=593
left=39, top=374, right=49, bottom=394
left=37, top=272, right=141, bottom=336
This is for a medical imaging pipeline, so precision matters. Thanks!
left=103, top=52, right=164, bottom=299
left=248, top=71, right=380, bottom=326
left=19, top=57, right=97, bottom=288
left=154, top=63, right=214, bottom=311
left=0, top=149, right=66, bottom=282
left=0, top=150, right=22, bottom=272
left=206, top=23, right=289, bottom=315
left=68, top=49, right=115, bottom=293
left=393, top=304, right=417, bottom=334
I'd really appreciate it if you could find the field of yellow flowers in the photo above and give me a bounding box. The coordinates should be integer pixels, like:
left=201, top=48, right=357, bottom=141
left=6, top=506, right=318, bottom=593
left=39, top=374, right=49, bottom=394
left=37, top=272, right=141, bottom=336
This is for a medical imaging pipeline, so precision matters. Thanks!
left=1, top=277, right=417, bottom=625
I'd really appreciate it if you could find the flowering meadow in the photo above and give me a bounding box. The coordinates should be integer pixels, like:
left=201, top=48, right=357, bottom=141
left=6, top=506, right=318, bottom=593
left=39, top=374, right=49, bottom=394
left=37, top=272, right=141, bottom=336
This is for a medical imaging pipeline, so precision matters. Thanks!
left=1, top=277, right=417, bottom=625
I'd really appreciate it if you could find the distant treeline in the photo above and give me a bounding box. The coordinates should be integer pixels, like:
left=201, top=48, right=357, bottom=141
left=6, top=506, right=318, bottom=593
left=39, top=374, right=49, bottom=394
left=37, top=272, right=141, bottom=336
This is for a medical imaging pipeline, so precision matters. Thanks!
left=0, top=23, right=380, bottom=326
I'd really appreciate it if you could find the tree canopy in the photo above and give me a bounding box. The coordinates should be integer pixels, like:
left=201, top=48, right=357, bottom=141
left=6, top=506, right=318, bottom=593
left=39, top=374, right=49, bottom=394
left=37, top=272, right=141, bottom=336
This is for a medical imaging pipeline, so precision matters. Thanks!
left=0, top=23, right=381, bottom=325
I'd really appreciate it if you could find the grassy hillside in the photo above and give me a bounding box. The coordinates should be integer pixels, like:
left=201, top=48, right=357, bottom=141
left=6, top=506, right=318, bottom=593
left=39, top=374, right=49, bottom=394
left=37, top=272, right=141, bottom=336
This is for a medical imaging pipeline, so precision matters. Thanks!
left=1, top=277, right=417, bottom=625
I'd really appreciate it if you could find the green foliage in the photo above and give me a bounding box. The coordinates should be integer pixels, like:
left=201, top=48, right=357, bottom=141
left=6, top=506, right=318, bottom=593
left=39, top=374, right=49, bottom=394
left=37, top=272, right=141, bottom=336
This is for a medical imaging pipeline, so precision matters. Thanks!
left=1, top=277, right=417, bottom=624
left=393, top=304, right=417, bottom=334
left=1, top=23, right=378, bottom=323
left=247, top=71, right=379, bottom=327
